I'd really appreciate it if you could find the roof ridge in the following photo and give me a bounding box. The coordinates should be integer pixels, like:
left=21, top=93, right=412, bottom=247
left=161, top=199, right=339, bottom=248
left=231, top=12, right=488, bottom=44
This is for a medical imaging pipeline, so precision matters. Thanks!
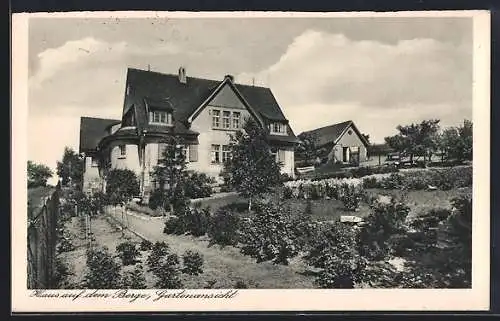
left=128, top=67, right=271, bottom=89
left=81, top=116, right=120, bottom=121
left=302, top=120, right=352, bottom=134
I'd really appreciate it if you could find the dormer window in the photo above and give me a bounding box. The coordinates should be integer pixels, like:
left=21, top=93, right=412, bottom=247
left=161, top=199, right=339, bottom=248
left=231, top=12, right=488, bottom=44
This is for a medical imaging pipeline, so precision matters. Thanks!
left=149, top=110, right=173, bottom=125
left=269, top=122, right=287, bottom=135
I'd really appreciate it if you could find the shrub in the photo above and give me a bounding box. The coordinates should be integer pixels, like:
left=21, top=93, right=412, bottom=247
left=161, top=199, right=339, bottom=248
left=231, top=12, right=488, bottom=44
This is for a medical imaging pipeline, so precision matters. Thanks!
left=181, top=250, right=204, bottom=275
left=185, top=207, right=211, bottom=237
left=163, top=216, right=187, bottom=235
left=116, top=241, right=140, bottom=265
left=325, top=182, right=339, bottom=199
left=362, top=176, right=379, bottom=189
left=105, top=169, right=140, bottom=205
left=153, top=253, right=183, bottom=289
left=148, top=189, right=169, bottom=211
left=53, top=257, right=73, bottom=289
left=282, top=186, right=293, bottom=200
left=127, top=202, right=163, bottom=217
left=239, top=202, right=299, bottom=265
left=381, top=173, right=404, bottom=189
left=291, top=214, right=320, bottom=251
left=358, top=198, right=410, bottom=261
left=83, top=246, right=121, bottom=289
left=234, top=280, right=248, bottom=289
left=57, top=233, right=75, bottom=253
left=146, top=241, right=171, bottom=273
left=121, top=264, right=147, bottom=289
left=139, top=239, right=153, bottom=251
left=184, top=172, right=214, bottom=199
left=397, top=194, right=472, bottom=288
left=304, top=221, right=365, bottom=288
left=218, top=202, right=249, bottom=214
left=207, top=208, right=240, bottom=247
left=338, top=183, right=364, bottom=211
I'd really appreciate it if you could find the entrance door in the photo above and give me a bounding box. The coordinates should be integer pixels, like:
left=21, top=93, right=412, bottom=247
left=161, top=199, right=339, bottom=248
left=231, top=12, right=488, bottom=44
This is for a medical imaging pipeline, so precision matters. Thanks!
left=342, top=147, right=350, bottom=163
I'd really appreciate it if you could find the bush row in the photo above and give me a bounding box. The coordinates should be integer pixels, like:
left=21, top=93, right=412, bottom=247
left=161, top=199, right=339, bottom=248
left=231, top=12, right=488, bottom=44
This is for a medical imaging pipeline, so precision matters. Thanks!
left=82, top=241, right=205, bottom=289
left=362, top=166, right=472, bottom=190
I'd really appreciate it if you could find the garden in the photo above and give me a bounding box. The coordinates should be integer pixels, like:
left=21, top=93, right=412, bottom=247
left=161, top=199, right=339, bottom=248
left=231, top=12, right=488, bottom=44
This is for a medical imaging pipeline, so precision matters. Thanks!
left=50, top=118, right=473, bottom=289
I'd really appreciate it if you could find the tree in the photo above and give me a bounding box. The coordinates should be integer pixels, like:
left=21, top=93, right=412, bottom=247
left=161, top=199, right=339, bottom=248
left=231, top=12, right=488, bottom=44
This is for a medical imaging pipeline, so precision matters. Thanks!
left=296, top=132, right=319, bottom=164
left=27, top=161, right=53, bottom=188
left=105, top=169, right=140, bottom=205
left=362, top=133, right=371, bottom=145
left=439, top=120, right=473, bottom=162
left=221, top=119, right=283, bottom=211
left=384, top=119, right=440, bottom=163
left=151, top=136, right=189, bottom=213
left=56, top=147, right=84, bottom=187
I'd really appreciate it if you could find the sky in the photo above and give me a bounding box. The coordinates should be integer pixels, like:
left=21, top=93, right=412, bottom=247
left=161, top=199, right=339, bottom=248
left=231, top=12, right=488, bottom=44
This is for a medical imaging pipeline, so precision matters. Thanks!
left=27, top=15, right=473, bottom=182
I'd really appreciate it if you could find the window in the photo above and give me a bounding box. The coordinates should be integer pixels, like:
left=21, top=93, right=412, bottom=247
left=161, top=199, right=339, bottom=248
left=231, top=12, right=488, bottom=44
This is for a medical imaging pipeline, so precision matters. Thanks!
left=149, top=110, right=172, bottom=125
left=269, top=122, right=287, bottom=135
left=91, top=157, right=99, bottom=167
left=232, top=112, right=241, bottom=129
left=348, top=129, right=353, bottom=135
left=222, top=145, right=231, bottom=162
left=211, top=144, right=221, bottom=164
left=212, top=109, right=220, bottom=128
left=119, top=145, right=126, bottom=157
left=222, top=111, right=231, bottom=129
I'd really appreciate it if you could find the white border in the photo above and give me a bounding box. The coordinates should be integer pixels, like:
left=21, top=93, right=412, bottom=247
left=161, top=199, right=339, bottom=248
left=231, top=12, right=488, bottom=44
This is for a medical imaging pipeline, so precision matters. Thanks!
left=12, top=10, right=491, bottom=312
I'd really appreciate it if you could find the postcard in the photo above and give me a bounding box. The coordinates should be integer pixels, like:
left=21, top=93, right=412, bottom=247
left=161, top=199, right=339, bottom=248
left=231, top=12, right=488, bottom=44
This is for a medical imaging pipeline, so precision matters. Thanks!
left=12, top=10, right=491, bottom=312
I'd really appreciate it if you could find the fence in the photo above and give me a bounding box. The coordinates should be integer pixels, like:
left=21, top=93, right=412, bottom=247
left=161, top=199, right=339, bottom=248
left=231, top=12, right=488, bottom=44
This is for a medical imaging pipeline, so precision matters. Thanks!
left=27, top=188, right=60, bottom=289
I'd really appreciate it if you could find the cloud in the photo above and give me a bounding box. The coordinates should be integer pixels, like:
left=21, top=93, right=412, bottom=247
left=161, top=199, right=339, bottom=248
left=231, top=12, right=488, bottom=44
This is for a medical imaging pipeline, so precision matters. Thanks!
left=238, top=30, right=471, bottom=108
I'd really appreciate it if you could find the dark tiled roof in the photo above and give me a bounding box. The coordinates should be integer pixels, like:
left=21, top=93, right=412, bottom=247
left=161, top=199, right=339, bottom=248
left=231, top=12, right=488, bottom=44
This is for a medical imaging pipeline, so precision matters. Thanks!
left=124, top=68, right=296, bottom=140
left=300, top=121, right=353, bottom=147
left=79, top=117, right=120, bottom=153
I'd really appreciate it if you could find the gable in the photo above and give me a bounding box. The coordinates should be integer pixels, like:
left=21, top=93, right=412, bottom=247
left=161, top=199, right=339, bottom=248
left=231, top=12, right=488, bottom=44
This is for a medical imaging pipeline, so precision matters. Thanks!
left=207, top=83, right=247, bottom=110
left=334, top=122, right=369, bottom=148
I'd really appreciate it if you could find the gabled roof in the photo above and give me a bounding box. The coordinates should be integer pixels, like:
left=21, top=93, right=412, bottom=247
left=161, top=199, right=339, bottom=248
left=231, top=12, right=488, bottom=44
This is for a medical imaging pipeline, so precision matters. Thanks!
left=123, top=68, right=297, bottom=141
left=299, top=120, right=369, bottom=148
left=79, top=117, right=120, bottom=153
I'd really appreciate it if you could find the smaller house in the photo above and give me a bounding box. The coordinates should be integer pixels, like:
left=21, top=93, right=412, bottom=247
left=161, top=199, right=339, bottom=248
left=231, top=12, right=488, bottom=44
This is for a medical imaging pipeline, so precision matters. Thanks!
left=299, top=120, right=370, bottom=165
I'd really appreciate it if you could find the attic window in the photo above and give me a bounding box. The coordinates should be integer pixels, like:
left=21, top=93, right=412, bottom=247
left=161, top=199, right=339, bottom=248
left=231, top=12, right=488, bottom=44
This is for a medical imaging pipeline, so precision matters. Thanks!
left=149, top=110, right=173, bottom=125
left=269, top=122, right=287, bottom=135
left=348, top=129, right=353, bottom=135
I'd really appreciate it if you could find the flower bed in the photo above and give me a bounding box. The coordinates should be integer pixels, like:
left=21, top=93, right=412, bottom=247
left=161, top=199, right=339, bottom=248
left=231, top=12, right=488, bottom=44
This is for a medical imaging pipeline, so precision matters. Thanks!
left=283, top=177, right=363, bottom=200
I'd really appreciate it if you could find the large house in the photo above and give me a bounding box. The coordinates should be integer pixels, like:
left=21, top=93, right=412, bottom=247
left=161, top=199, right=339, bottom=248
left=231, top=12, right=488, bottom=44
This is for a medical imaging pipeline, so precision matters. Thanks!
left=79, top=67, right=298, bottom=199
left=299, top=120, right=370, bottom=165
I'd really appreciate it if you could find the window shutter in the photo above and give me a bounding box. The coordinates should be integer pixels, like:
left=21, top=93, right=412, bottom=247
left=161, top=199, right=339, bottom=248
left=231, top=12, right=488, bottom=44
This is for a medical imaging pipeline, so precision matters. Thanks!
left=189, top=144, right=198, bottom=162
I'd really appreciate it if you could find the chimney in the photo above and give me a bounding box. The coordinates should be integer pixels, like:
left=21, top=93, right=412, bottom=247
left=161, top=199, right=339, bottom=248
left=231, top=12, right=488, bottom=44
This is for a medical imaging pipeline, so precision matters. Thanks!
left=224, top=74, right=234, bottom=82
left=178, top=66, right=187, bottom=84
